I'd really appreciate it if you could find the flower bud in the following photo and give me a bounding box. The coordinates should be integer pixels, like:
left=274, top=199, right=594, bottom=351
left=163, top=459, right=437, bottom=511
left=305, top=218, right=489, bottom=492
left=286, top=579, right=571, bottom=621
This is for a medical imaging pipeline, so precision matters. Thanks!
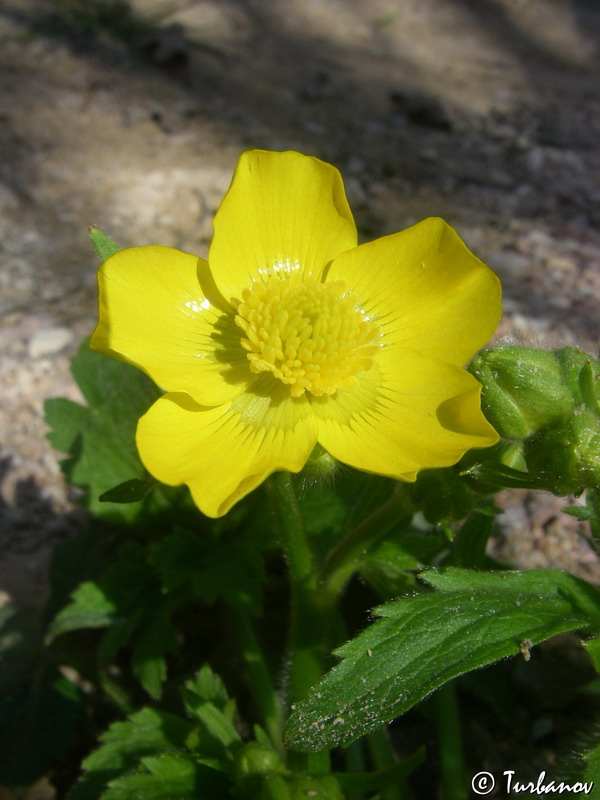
left=524, top=403, right=600, bottom=496
left=470, top=347, right=574, bottom=440
left=572, top=409, right=600, bottom=487
left=555, top=348, right=600, bottom=411
left=234, top=741, right=282, bottom=792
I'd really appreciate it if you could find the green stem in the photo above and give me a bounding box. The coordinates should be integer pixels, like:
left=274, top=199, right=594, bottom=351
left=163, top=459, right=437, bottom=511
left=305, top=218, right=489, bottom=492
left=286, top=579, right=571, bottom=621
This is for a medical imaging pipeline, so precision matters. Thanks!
left=266, top=472, right=330, bottom=774
left=320, top=486, right=415, bottom=606
left=435, top=683, right=467, bottom=800
left=230, top=608, right=285, bottom=753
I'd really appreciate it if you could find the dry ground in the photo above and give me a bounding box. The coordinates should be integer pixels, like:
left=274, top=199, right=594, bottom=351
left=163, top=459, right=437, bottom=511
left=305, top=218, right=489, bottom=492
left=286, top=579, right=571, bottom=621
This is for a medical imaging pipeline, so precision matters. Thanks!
left=1, top=0, right=600, bottom=606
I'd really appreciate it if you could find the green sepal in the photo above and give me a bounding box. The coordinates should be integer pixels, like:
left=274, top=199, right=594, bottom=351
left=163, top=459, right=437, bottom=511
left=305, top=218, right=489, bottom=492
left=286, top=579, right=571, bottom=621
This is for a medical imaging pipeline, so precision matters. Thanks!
left=89, top=226, right=120, bottom=261
left=99, top=477, right=157, bottom=504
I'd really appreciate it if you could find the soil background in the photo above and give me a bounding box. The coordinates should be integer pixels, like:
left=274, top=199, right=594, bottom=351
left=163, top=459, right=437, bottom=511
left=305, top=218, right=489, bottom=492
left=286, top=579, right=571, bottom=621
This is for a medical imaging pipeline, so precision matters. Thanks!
left=1, top=0, right=600, bottom=600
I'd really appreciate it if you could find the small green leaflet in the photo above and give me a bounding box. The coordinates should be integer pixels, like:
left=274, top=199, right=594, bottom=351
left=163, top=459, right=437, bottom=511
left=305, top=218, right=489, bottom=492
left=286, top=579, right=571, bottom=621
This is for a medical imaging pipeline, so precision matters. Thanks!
left=285, top=568, right=600, bottom=751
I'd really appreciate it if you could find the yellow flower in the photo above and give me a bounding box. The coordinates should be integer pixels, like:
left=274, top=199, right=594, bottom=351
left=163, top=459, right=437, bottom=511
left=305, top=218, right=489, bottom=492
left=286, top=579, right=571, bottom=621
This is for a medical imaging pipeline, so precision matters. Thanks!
left=90, top=150, right=501, bottom=517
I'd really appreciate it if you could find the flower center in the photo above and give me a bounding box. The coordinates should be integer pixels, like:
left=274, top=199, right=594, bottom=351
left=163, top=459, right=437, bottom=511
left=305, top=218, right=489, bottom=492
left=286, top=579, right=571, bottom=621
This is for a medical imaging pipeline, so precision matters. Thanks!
left=235, top=276, right=379, bottom=397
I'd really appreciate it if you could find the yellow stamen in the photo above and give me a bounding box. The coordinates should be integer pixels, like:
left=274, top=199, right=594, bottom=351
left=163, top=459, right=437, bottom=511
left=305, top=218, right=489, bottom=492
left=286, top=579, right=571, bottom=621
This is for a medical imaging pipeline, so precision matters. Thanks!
left=235, top=276, right=379, bottom=397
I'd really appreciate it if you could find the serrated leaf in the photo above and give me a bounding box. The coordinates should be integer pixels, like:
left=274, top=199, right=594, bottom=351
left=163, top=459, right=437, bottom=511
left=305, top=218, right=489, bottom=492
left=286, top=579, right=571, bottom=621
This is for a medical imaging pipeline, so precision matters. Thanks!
left=358, top=533, right=445, bottom=599
left=285, top=568, right=600, bottom=751
left=101, top=753, right=228, bottom=800
left=89, top=226, right=120, bottom=261
left=50, top=557, right=159, bottom=639
left=44, top=339, right=162, bottom=521
left=68, top=708, right=200, bottom=800
left=187, top=664, right=231, bottom=709
left=50, top=581, right=118, bottom=636
left=180, top=696, right=241, bottom=760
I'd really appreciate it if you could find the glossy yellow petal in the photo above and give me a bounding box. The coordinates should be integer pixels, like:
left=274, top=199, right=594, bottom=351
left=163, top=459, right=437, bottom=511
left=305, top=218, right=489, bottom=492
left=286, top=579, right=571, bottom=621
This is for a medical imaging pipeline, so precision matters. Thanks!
left=325, top=217, right=501, bottom=366
left=312, top=345, right=498, bottom=480
left=90, top=246, right=250, bottom=406
left=209, top=150, right=357, bottom=302
left=136, top=376, right=318, bottom=517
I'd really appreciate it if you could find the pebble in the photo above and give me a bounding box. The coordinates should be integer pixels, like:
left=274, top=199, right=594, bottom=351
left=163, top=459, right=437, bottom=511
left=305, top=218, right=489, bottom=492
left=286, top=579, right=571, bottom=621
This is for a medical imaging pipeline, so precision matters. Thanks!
left=28, top=327, right=73, bottom=359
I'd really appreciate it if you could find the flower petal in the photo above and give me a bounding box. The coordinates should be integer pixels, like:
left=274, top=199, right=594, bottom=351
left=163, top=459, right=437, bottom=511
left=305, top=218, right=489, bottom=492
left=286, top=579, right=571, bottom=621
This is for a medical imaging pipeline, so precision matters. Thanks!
left=325, top=217, right=501, bottom=366
left=90, top=246, right=250, bottom=406
left=312, top=346, right=498, bottom=480
left=136, top=376, right=318, bottom=517
left=209, top=150, right=357, bottom=301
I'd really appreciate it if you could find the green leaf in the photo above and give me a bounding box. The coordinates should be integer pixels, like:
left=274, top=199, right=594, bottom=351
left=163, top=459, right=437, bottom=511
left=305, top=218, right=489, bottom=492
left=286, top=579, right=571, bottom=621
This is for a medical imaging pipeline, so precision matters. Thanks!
left=44, top=339, right=163, bottom=521
left=99, top=477, right=157, bottom=504
left=50, top=581, right=118, bottom=636
left=68, top=707, right=200, bottom=800
left=180, top=673, right=240, bottom=761
left=101, top=753, right=228, bottom=800
left=89, top=226, right=120, bottom=261
left=49, top=556, right=159, bottom=639
left=285, top=568, right=600, bottom=751
left=358, top=533, right=446, bottom=599
left=186, top=664, right=231, bottom=709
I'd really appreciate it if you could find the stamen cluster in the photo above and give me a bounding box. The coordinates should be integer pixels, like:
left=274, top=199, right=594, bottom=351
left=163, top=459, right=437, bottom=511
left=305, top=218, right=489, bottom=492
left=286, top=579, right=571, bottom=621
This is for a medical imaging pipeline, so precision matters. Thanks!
left=235, top=276, right=378, bottom=397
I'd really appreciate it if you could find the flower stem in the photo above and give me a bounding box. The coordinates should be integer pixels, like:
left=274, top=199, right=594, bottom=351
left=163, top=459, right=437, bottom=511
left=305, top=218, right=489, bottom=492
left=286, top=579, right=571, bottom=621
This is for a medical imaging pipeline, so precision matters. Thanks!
left=435, top=682, right=468, bottom=800
left=266, top=471, right=329, bottom=773
left=320, top=485, right=415, bottom=605
left=230, top=607, right=285, bottom=753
